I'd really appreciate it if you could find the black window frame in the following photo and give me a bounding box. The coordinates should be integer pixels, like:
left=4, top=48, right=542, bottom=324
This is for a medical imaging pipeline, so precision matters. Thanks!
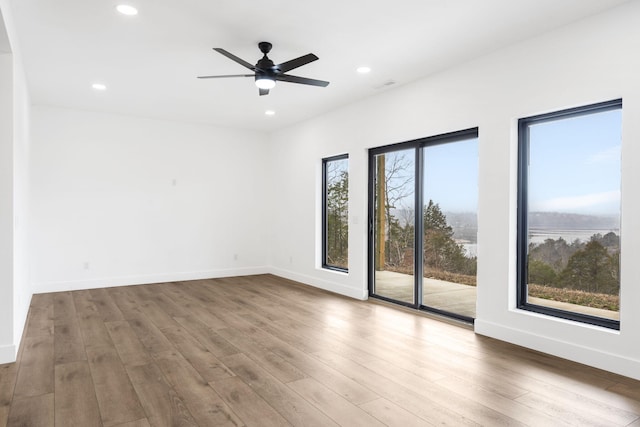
left=517, top=99, right=622, bottom=330
left=322, top=154, right=349, bottom=272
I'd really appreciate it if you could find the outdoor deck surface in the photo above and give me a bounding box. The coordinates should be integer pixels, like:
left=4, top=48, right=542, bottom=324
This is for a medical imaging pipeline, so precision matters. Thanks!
left=373, top=270, right=619, bottom=321
left=373, top=270, right=477, bottom=318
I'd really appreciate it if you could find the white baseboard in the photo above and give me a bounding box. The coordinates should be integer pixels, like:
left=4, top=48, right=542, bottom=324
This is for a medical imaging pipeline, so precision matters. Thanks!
left=32, top=266, right=270, bottom=294
left=475, top=318, right=640, bottom=381
left=0, top=343, right=17, bottom=364
left=268, top=267, right=368, bottom=300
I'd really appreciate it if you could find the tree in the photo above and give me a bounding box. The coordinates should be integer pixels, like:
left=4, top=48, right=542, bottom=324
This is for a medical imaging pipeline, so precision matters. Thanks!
left=387, top=208, right=415, bottom=269
left=609, top=250, right=620, bottom=288
left=423, top=200, right=470, bottom=273
left=528, top=259, right=557, bottom=286
left=593, top=231, right=620, bottom=250
left=528, top=237, right=576, bottom=272
left=326, top=164, right=348, bottom=268
left=373, top=152, right=478, bottom=278
left=559, top=240, right=618, bottom=294
left=375, top=152, right=414, bottom=269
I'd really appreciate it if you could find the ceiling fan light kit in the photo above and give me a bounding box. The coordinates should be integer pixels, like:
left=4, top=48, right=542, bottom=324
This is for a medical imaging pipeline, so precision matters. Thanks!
left=198, top=41, right=329, bottom=96
left=255, top=75, right=276, bottom=90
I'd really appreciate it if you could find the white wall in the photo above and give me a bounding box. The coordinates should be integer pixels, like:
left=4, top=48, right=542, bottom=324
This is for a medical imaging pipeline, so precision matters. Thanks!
left=0, top=0, right=31, bottom=364
left=30, top=107, right=269, bottom=292
left=267, top=1, right=640, bottom=380
left=12, top=49, right=30, bottom=355
left=0, top=49, right=14, bottom=363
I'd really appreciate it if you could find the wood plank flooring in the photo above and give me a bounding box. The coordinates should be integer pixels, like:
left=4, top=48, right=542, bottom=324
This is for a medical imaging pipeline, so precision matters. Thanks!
left=1, top=274, right=639, bottom=426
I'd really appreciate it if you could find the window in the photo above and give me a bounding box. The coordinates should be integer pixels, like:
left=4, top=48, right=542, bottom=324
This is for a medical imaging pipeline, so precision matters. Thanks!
left=517, top=100, right=622, bottom=329
left=322, top=155, right=349, bottom=271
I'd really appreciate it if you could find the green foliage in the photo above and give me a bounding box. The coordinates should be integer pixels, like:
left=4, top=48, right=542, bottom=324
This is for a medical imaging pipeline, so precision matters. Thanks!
left=528, top=237, right=576, bottom=272
left=558, top=240, right=618, bottom=294
left=593, top=231, right=620, bottom=248
left=527, top=233, right=620, bottom=300
left=376, top=198, right=477, bottom=281
left=373, top=151, right=476, bottom=282
left=423, top=200, right=476, bottom=275
left=528, top=259, right=557, bottom=286
left=326, top=167, right=348, bottom=268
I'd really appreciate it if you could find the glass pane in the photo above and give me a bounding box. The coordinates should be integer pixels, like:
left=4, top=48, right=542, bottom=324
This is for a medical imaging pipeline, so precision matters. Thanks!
left=325, top=157, right=348, bottom=269
left=526, top=108, right=621, bottom=321
left=373, top=150, right=415, bottom=304
left=422, top=138, right=478, bottom=318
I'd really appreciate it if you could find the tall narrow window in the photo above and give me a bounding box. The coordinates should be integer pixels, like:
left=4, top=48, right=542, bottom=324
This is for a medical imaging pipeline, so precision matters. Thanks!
left=323, top=155, right=349, bottom=271
left=518, top=100, right=622, bottom=329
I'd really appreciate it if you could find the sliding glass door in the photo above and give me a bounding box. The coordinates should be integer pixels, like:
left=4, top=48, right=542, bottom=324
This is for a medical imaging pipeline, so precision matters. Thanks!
left=369, top=129, right=478, bottom=321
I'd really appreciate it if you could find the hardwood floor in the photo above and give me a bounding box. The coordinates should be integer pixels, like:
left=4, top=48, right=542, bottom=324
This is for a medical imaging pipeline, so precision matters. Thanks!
left=1, top=274, right=639, bottom=426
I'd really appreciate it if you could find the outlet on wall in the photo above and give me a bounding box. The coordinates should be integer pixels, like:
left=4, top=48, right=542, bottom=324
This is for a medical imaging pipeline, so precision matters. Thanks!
left=83, top=261, right=90, bottom=270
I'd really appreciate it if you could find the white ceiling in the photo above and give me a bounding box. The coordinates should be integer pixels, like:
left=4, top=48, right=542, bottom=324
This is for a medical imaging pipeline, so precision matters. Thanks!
left=8, top=0, right=631, bottom=132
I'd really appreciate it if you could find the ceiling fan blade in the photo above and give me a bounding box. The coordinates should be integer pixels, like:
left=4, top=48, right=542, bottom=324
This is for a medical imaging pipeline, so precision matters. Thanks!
left=276, top=53, right=318, bottom=73
left=213, top=48, right=258, bottom=71
left=259, top=88, right=270, bottom=96
left=276, top=74, right=330, bottom=87
left=197, top=74, right=254, bottom=79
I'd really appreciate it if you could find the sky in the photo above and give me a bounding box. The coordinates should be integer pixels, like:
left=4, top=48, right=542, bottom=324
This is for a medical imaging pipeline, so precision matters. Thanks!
left=384, top=138, right=478, bottom=213
left=528, top=108, right=622, bottom=215
left=383, top=107, right=621, bottom=216
left=423, top=138, right=478, bottom=212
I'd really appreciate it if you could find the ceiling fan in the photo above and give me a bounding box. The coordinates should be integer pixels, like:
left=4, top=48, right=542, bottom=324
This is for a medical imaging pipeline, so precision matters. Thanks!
left=197, top=42, right=330, bottom=96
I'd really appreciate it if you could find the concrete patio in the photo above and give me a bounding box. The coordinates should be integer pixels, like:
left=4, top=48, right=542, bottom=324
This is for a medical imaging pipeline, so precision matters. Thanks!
left=373, top=270, right=477, bottom=318
left=373, top=270, right=619, bottom=321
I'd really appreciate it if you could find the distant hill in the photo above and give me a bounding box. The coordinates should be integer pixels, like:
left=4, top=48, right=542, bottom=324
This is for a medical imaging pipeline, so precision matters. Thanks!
left=443, top=211, right=619, bottom=242
left=386, top=209, right=618, bottom=243
left=528, top=212, right=619, bottom=230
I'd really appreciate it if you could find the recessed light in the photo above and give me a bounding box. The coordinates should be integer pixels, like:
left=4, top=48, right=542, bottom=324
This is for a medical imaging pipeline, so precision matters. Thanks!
left=116, top=4, right=138, bottom=15
left=265, top=110, right=276, bottom=116
left=92, top=83, right=107, bottom=91
left=357, top=66, right=371, bottom=74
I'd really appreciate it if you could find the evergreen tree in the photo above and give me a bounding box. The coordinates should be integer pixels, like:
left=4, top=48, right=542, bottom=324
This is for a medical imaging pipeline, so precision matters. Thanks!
left=423, top=200, right=470, bottom=273
left=593, top=231, right=620, bottom=249
left=528, top=259, right=557, bottom=286
left=559, top=240, right=618, bottom=294
left=528, top=237, right=576, bottom=272
left=326, top=169, right=348, bottom=268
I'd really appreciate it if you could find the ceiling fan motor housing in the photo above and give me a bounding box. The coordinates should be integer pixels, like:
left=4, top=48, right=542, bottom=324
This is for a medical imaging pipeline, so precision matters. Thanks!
left=258, top=41, right=273, bottom=54
left=256, top=57, right=276, bottom=73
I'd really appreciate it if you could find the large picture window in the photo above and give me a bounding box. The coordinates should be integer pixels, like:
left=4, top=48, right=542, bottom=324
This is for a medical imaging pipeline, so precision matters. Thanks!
left=322, top=154, right=349, bottom=271
left=517, top=99, right=622, bottom=329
